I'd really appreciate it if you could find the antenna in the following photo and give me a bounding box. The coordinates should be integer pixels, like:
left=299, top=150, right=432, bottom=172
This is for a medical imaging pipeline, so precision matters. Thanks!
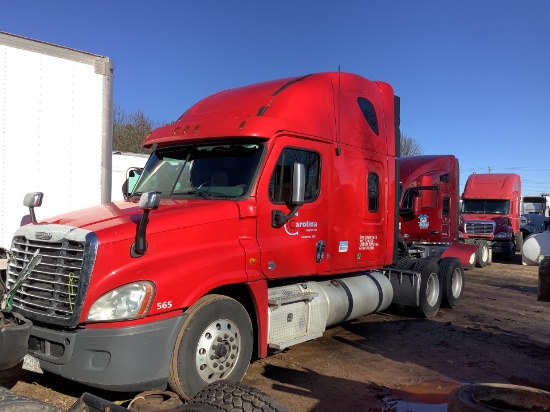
left=336, top=66, right=342, bottom=156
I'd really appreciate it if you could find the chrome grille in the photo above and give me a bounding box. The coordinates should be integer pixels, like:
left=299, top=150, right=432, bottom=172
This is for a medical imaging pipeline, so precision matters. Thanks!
left=464, top=221, right=495, bottom=235
left=6, top=224, right=97, bottom=327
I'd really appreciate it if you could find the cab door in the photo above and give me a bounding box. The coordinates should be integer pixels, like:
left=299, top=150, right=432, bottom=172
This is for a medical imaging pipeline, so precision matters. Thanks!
left=256, top=137, right=329, bottom=279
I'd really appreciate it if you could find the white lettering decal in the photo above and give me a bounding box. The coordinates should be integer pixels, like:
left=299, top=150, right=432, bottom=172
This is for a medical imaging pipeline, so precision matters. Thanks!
left=359, top=235, right=379, bottom=251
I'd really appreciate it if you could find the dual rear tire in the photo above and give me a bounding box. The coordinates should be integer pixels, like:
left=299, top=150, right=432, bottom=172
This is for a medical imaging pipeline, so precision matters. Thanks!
left=396, top=256, right=465, bottom=317
left=439, top=257, right=465, bottom=309
left=411, top=259, right=442, bottom=318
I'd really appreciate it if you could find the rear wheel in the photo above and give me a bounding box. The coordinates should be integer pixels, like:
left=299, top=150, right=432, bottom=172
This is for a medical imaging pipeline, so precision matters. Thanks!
left=466, top=250, right=475, bottom=270
left=168, top=295, right=253, bottom=400
left=439, top=257, right=464, bottom=309
left=412, top=259, right=442, bottom=318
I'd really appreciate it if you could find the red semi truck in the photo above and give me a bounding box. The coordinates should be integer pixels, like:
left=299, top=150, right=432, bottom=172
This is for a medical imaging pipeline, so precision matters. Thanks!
left=7, top=73, right=467, bottom=399
left=398, top=155, right=477, bottom=269
left=399, top=155, right=476, bottom=269
left=460, top=173, right=522, bottom=261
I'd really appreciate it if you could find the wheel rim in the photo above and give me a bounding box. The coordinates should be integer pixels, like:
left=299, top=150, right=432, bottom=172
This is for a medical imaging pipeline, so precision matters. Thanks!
left=195, top=319, right=241, bottom=382
left=451, top=267, right=463, bottom=298
left=469, top=253, right=475, bottom=265
left=426, top=273, right=440, bottom=306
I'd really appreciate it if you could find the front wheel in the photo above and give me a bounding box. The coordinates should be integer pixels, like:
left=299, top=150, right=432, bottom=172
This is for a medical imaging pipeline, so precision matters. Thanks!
left=168, top=295, right=253, bottom=400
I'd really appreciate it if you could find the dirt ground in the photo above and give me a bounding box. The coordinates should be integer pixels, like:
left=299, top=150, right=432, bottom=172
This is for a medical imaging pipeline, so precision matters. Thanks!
left=1, top=255, right=549, bottom=411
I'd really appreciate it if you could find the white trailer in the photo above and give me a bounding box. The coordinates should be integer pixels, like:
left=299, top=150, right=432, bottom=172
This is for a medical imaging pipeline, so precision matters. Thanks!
left=0, top=32, right=114, bottom=271
left=521, top=194, right=550, bottom=217
left=111, top=151, right=149, bottom=201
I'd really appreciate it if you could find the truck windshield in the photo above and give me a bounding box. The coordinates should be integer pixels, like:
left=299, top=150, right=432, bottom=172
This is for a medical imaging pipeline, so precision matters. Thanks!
left=461, top=200, right=510, bottom=214
left=131, top=142, right=265, bottom=199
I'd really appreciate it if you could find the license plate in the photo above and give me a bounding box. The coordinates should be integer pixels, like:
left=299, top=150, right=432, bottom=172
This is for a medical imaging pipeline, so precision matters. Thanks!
left=22, top=354, right=43, bottom=374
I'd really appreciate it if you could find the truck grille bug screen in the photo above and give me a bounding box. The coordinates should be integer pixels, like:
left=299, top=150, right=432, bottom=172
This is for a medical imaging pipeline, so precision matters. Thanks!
left=7, top=237, right=84, bottom=319
left=6, top=225, right=97, bottom=326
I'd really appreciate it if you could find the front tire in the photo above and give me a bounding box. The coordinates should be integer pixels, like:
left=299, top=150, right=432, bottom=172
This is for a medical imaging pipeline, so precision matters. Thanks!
left=168, top=295, right=253, bottom=400
left=439, top=257, right=464, bottom=309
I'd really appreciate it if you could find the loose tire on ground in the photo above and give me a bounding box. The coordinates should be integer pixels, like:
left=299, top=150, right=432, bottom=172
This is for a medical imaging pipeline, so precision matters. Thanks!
left=168, top=295, right=253, bottom=400
left=439, top=257, right=464, bottom=309
left=447, top=383, right=550, bottom=412
left=475, top=240, right=490, bottom=268
left=182, top=380, right=291, bottom=412
left=0, top=387, right=62, bottom=412
left=411, top=259, right=442, bottom=318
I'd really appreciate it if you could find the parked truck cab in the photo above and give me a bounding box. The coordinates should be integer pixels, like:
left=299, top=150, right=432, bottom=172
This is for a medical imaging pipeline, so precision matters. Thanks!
left=399, top=155, right=460, bottom=248
left=398, top=155, right=477, bottom=269
left=6, top=72, right=463, bottom=400
left=460, top=173, right=521, bottom=260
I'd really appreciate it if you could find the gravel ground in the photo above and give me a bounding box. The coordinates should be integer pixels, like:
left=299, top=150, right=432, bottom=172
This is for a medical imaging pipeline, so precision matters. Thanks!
left=1, top=256, right=548, bottom=411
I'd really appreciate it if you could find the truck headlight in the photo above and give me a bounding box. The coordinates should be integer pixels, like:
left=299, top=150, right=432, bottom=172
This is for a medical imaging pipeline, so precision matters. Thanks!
left=495, top=232, right=511, bottom=239
left=87, top=281, right=155, bottom=322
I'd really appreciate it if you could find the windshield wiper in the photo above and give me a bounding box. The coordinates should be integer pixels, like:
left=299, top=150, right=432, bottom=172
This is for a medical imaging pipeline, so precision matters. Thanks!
left=184, top=190, right=213, bottom=199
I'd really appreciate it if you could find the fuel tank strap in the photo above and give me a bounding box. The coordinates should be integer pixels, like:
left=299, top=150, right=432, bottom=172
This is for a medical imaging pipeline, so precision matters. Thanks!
left=363, top=272, right=384, bottom=313
left=336, top=280, right=354, bottom=322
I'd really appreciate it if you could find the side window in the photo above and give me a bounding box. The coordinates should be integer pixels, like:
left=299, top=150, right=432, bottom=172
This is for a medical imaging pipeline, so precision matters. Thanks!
left=442, top=197, right=450, bottom=217
left=269, top=148, right=320, bottom=204
left=357, top=97, right=379, bottom=136
left=368, top=172, right=379, bottom=212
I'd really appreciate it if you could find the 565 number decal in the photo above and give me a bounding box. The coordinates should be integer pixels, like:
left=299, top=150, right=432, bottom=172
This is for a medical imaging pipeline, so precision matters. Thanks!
left=156, top=301, right=173, bottom=310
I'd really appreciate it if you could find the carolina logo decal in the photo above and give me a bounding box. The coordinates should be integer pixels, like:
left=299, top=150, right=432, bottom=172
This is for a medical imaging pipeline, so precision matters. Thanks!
left=284, top=212, right=318, bottom=239
left=418, top=214, right=430, bottom=229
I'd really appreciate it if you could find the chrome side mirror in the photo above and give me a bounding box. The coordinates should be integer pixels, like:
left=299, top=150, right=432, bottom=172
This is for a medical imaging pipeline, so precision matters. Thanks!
left=23, top=192, right=43, bottom=224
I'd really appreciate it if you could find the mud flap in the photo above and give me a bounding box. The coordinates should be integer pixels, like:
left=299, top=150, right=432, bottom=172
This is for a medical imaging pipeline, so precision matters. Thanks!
left=0, top=311, right=32, bottom=370
left=442, top=242, right=478, bottom=268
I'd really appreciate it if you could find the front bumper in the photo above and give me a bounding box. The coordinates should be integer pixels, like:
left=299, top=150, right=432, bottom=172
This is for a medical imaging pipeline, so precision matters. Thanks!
left=27, top=314, right=186, bottom=392
left=492, top=240, right=514, bottom=254
left=0, top=311, right=32, bottom=370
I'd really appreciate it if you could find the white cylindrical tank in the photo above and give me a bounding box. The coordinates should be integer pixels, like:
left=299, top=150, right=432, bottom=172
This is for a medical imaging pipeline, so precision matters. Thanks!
left=318, top=271, right=394, bottom=327
left=522, top=231, right=550, bottom=265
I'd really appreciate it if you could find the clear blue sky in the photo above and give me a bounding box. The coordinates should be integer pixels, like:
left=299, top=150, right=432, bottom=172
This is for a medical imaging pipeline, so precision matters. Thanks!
left=2, top=0, right=549, bottom=195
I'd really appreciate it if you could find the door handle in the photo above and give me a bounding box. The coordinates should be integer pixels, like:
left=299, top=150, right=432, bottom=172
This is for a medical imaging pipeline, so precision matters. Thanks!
left=316, top=240, right=325, bottom=263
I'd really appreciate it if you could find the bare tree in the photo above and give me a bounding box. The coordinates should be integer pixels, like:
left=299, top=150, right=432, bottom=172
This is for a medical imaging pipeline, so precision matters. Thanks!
left=113, top=105, right=164, bottom=154
left=400, top=133, right=423, bottom=156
